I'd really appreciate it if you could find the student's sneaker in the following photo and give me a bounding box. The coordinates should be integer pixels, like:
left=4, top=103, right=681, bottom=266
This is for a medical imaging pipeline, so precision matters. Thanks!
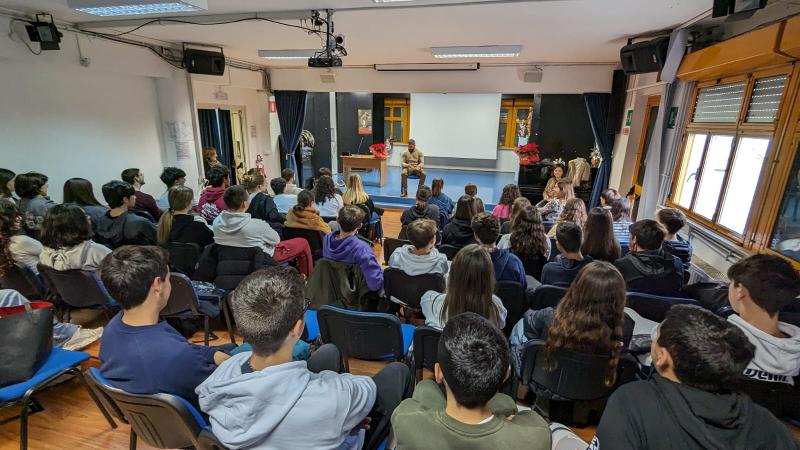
left=62, top=327, right=104, bottom=351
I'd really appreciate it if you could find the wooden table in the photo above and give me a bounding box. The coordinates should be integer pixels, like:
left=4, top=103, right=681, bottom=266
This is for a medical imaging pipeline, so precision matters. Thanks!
left=342, top=155, right=388, bottom=187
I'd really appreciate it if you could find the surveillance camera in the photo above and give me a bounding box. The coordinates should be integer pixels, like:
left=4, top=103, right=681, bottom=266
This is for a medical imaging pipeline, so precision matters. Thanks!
left=335, top=34, right=345, bottom=45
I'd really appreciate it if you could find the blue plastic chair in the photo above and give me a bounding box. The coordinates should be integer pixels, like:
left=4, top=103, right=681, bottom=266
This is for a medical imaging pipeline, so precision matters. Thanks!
left=0, top=349, right=116, bottom=450
left=304, top=309, right=320, bottom=342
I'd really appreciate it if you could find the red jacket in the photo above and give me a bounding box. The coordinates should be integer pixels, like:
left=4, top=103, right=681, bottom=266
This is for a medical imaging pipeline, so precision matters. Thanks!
left=198, top=187, right=228, bottom=222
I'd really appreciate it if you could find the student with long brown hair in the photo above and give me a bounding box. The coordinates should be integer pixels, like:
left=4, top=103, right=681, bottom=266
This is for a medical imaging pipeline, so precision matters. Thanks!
left=284, top=189, right=331, bottom=234
left=157, top=186, right=213, bottom=248
left=538, top=180, right=574, bottom=221
left=63, top=177, right=107, bottom=227
left=547, top=197, right=587, bottom=238
left=611, top=197, right=633, bottom=244
left=441, top=195, right=477, bottom=247
left=491, top=184, right=521, bottom=221
left=510, top=261, right=626, bottom=385
left=400, top=185, right=440, bottom=229
left=499, top=205, right=550, bottom=281
left=420, top=244, right=507, bottom=330
left=582, top=207, right=621, bottom=262
left=429, top=177, right=454, bottom=217
left=499, top=196, right=531, bottom=235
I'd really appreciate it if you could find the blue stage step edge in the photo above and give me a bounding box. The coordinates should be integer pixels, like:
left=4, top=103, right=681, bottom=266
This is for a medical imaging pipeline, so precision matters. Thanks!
left=374, top=194, right=495, bottom=211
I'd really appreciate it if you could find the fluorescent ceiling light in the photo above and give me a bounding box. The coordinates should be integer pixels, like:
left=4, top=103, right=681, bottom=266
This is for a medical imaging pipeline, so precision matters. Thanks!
left=67, top=0, right=207, bottom=16
left=373, top=0, right=415, bottom=3
left=374, top=63, right=480, bottom=71
left=431, top=45, right=522, bottom=59
left=258, top=49, right=317, bottom=60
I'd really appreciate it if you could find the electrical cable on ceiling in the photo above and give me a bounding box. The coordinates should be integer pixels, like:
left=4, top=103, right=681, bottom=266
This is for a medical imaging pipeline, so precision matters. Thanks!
left=93, top=16, right=322, bottom=38
left=9, top=19, right=42, bottom=55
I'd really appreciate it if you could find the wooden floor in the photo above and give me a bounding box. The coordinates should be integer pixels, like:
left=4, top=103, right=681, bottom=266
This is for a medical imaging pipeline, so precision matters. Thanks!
left=1, top=209, right=797, bottom=449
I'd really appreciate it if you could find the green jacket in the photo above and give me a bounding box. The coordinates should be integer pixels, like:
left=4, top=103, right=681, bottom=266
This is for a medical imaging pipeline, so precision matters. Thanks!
left=391, top=380, right=551, bottom=450
left=305, top=258, right=374, bottom=311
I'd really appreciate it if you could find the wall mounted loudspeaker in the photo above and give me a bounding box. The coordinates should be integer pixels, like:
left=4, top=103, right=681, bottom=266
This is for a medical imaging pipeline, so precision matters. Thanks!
left=523, top=68, right=543, bottom=83
left=184, top=49, right=226, bottom=76
left=620, top=37, right=669, bottom=75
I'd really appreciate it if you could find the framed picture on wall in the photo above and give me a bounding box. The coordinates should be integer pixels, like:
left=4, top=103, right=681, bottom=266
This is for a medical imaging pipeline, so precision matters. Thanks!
left=358, top=109, right=372, bottom=135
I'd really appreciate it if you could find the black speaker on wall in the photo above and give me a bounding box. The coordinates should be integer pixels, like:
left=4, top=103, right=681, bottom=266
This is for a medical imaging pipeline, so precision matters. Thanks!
left=606, top=70, right=627, bottom=134
left=620, top=37, right=669, bottom=75
left=712, top=0, right=767, bottom=18
left=184, top=49, right=226, bottom=76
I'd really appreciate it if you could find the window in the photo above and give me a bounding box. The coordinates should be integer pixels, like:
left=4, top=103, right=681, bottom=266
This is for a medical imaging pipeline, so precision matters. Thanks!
left=769, top=142, right=800, bottom=263
left=498, top=98, right=533, bottom=147
left=384, top=98, right=409, bottom=144
left=669, top=70, right=790, bottom=239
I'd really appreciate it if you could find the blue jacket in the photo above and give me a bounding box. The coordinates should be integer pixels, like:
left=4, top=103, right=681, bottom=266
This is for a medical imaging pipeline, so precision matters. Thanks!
left=323, top=232, right=384, bottom=291
left=541, top=256, right=594, bottom=287
left=490, top=248, right=527, bottom=290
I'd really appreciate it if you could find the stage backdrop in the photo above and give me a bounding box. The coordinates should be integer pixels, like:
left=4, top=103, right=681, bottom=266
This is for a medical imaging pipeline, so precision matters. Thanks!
left=410, top=93, right=501, bottom=160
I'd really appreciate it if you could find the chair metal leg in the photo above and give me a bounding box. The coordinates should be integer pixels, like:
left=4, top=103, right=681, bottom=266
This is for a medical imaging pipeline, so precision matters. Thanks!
left=74, top=369, right=117, bottom=429
left=222, top=296, right=236, bottom=345
left=129, top=430, right=137, bottom=450
left=203, top=315, right=210, bottom=346
left=19, top=399, right=28, bottom=450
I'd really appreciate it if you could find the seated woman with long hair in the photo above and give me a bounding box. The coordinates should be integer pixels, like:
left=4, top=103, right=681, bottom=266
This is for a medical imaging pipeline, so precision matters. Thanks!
left=157, top=186, right=213, bottom=249
left=492, top=184, right=521, bottom=221
left=510, top=261, right=626, bottom=383
left=284, top=190, right=331, bottom=234
left=314, top=175, right=344, bottom=218
left=547, top=197, right=587, bottom=238
left=429, top=178, right=454, bottom=217
left=441, top=195, right=478, bottom=247
left=499, top=205, right=550, bottom=282
left=500, top=197, right=531, bottom=235
left=39, top=203, right=111, bottom=271
left=342, top=173, right=382, bottom=233
left=538, top=180, right=574, bottom=221
left=63, top=178, right=108, bottom=228
left=582, top=207, right=621, bottom=262
left=421, top=244, right=507, bottom=330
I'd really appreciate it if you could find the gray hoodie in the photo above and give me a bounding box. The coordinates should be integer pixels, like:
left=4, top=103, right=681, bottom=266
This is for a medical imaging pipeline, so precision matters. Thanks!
left=196, top=352, right=376, bottom=450
left=40, top=240, right=111, bottom=271
left=728, top=314, right=800, bottom=385
left=388, top=245, right=449, bottom=277
left=212, top=211, right=280, bottom=256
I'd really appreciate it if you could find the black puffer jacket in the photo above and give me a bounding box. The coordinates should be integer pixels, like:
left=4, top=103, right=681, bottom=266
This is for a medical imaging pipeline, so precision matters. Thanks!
left=441, top=218, right=476, bottom=247
left=194, top=244, right=277, bottom=290
left=247, top=192, right=285, bottom=236
left=614, top=250, right=684, bottom=297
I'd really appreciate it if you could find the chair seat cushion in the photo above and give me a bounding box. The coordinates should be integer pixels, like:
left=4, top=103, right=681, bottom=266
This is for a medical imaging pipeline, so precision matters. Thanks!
left=0, top=348, right=89, bottom=401
left=304, top=310, right=320, bottom=343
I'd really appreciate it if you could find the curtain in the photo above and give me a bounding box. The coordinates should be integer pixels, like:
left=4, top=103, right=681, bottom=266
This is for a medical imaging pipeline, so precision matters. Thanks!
left=275, top=90, right=308, bottom=185
left=198, top=109, right=220, bottom=151
left=583, top=93, right=616, bottom=208
left=217, top=109, right=237, bottom=185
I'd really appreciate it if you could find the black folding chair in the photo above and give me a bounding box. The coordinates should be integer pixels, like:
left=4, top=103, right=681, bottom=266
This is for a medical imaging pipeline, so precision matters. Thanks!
left=37, top=265, right=117, bottom=323
left=548, top=238, right=559, bottom=262
left=317, top=305, right=415, bottom=372
left=282, top=227, right=325, bottom=261
left=626, top=291, right=698, bottom=322
left=438, top=244, right=461, bottom=261
left=383, top=268, right=445, bottom=309
left=412, top=326, right=442, bottom=382
left=165, top=242, right=202, bottom=277
left=495, top=281, right=526, bottom=335
left=527, top=285, right=568, bottom=310
left=160, top=273, right=233, bottom=345
left=0, top=264, right=47, bottom=300
left=382, top=237, right=411, bottom=263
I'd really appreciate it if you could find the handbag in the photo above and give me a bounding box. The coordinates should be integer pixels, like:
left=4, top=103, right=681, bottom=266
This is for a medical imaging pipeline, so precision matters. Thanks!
left=0, top=301, right=54, bottom=387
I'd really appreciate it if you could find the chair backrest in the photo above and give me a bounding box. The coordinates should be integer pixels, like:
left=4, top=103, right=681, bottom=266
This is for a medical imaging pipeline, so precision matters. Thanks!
left=438, top=244, right=460, bottom=261
left=382, top=237, right=411, bottom=263
left=0, top=264, right=46, bottom=299
left=528, top=284, right=569, bottom=310
left=85, top=367, right=127, bottom=424
left=282, top=227, right=325, bottom=257
left=384, top=268, right=445, bottom=309
left=494, top=281, right=526, bottom=335
left=37, top=265, right=113, bottom=308
left=626, top=291, right=698, bottom=322
left=87, top=367, right=204, bottom=449
left=197, top=429, right=229, bottom=450
left=166, top=242, right=202, bottom=277
left=160, top=273, right=200, bottom=316
left=412, top=326, right=442, bottom=372
left=317, top=305, right=406, bottom=361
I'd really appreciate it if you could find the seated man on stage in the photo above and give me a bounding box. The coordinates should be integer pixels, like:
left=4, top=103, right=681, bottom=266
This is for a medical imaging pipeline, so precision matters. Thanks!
left=401, top=138, right=426, bottom=197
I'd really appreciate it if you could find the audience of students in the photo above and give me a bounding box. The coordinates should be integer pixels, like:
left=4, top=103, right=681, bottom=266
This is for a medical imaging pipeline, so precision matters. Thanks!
left=198, top=165, right=231, bottom=222
left=269, top=176, right=298, bottom=215
left=600, top=188, right=621, bottom=210
left=15, top=171, right=56, bottom=236
left=614, top=219, right=683, bottom=297
left=543, top=163, right=566, bottom=201
left=96, top=181, right=157, bottom=247
left=538, top=179, right=574, bottom=221
left=429, top=178, right=455, bottom=217
left=592, top=305, right=799, bottom=449
left=0, top=199, right=42, bottom=273
left=0, top=168, right=15, bottom=203
left=281, top=168, right=303, bottom=195
left=610, top=197, right=633, bottom=244
left=472, top=212, right=527, bottom=290
left=581, top=207, right=621, bottom=262
left=62, top=178, right=108, bottom=228
left=389, top=218, right=449, bottom=277
left=499, top=205, right=550, bottom=283
left=491, top=183, right=521, bottom=221
left=541, top=222, right=593, bottom=287
left=499, top=196, right=531, bottom=235
left=98, top=245, right=230, bottom=407
left=39, top=204, right=111, bottom=271
left=199, top=266, right=412, bottom=450
left=284, top=190, right=332, bottom=234
left=323, top=205, right=383, bottom=292
left=240, top=171, right=283, bottom=226
left=156, top=185, right=213, bottom=248
left=421, top=244, right=507, bottom=330
left=464, top=182, right=485, bottom=212
left=392, top=312, right=551, bottom=450
left=314, top=175, right=344, bottom=218
left=442, top=195, right=478, bottom=248
left=401, top=185, right=441, bottom=229
left=121, top=168, right=161, bottom=221
left=547, top=197, right=587, bottom=238
left=657, top=207, right=693, bottom=273
left=156, top=167, right=187, bottom=210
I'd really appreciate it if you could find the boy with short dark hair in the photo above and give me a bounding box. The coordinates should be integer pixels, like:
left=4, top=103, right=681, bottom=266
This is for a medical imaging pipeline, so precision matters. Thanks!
left=271, top=177, right=298, bottom=214
left=96, top=180, right=158, bottom=248
left=392, top=312, right=551, bottom=449
left=198, top=267, right=412, bottom=450
left=99, top=246, right=229, bottom=406
left=614, top=219, right=683, bottom=297
left=471, top=212, right=526, bottom=289
left=281, top=168, right=303, bottom=195
left=389, top=218, right=448, bottom=276
left=323, top=205, right=384, bottom=291
left=657, top=207, right=692, bottom=273
left=540, top=222, right=593, bottom=287
left=121, top=167, right=161, bottom=220
left=726, top=254, right=800, bottom=419
left=157, top=166, right=188, bottom=210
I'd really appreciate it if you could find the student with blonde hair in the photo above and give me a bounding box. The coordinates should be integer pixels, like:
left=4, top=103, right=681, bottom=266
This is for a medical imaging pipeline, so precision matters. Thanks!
left=157, top=186, right=213, bottom=248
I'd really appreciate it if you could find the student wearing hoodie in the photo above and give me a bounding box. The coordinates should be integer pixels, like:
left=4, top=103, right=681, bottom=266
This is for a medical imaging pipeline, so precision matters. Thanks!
left=591, top=305, right=799, bottom=450
left=400, top=185, right=441, bottom=232
left=323, top=205, right=384, bottom=292
left=39, top=204, right=111, bottom=271
left=726, top=254, right=800, bottom=420
left=213, top=186, right=312, bottom=277
left=96, top=181, right=157, bottom=248
left=540, top=222, right=593, bottom=287
left=14, top=171, right=56, bottom=237
left=284, top=190, right=332, bottom=234
left=157, top=186, right=213, bottom=249
left=442, top=195, right=478, bottom=248
left=472, top=212, right=527, bottom=290
left=198, top=166, right=230, bottom=222
left=657, top=207, right=693, bottom=273
left=121, top=168, right=162, bottom=221
left=614, top=219, right=683, bottom=297
left=198, top=267, right=413, bottom=450
left=389, top=218, right=448, bottom=277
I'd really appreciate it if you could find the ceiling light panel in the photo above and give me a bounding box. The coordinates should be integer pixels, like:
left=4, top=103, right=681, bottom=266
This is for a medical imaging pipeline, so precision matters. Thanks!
left=67, top=0, right=208, bottom=16
left=373, top=0, right=415, bottom=3
left=258, top=49, right=318, bottom=60
left=431, top=45, right=522, bottom=58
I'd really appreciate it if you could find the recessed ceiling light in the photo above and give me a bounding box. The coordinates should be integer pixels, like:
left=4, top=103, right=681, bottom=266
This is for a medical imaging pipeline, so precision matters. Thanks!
left=258, top=49, right=318, bottom=60
left=67, top=0, right=207, bottom=16
left=431, top=45, right=522, bottom=59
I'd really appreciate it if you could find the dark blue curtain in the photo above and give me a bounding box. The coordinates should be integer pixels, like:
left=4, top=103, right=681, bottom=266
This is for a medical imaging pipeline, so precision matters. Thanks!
left=583, top=93, right=616, bottom=208
left=198, top=108, right=236, bottom=184
left=275, top=90, right=307, bottom=186
left=198, top=109, right=220, bottom=150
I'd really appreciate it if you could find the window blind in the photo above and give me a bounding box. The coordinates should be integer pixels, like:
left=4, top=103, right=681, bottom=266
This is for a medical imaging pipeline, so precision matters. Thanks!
left=692, top=82, right=746, bottom=123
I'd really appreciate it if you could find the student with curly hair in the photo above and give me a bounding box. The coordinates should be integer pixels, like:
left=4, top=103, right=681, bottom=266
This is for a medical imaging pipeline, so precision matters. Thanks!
left=156, top=167, right=188, bottom=210
left=15, top=171, right=56, bottom=236
left=491, top=184, right=521, bottom=221
left=0, top=199, right=41, bottom=275
left=547, top=197, right=587, bottom=238
left=499, top=205, right=550, bottom=282
left=314, top=175, right=344, bottom=218
left=0, top=168, right=16, bottom=203
left=538, top=179, right=574, bottom=221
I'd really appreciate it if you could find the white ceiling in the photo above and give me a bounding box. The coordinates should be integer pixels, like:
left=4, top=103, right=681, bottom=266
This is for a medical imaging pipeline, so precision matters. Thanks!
left=0, top=0, right=713, bottom=66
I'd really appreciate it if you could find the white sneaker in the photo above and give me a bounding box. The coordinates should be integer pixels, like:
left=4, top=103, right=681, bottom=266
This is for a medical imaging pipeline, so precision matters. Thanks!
left=62, top=327, right=104, bottom=351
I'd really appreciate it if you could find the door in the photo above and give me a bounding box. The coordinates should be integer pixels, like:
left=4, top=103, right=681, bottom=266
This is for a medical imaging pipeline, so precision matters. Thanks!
left=230, top=110, right=248, bottom=184
left=631, top=96, right=660, bottom=217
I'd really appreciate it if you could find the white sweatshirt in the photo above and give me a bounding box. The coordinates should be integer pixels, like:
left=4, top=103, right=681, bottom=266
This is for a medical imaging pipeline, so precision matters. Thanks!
left=728, top=314, right=800, bottom=385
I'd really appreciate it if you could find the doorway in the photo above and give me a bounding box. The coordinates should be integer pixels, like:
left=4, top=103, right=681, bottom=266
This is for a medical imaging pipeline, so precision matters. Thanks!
left=197, top=106, right=249, bottom=184
left=631, top=95, right=660, bottom=216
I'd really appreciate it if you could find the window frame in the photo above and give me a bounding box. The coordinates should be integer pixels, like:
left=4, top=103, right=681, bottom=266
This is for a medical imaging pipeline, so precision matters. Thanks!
left=499, top=98, right=533, bottom=148
left=384, top=97, right=410, bottom=144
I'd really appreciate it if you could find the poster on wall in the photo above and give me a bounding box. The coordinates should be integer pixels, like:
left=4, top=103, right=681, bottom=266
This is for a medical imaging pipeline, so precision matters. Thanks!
left=358, top=109, right=372, bottom=135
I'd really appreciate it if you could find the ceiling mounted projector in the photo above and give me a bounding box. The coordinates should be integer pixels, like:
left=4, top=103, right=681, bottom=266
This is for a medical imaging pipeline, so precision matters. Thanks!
left=67, top=0, right=208, bottom=16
